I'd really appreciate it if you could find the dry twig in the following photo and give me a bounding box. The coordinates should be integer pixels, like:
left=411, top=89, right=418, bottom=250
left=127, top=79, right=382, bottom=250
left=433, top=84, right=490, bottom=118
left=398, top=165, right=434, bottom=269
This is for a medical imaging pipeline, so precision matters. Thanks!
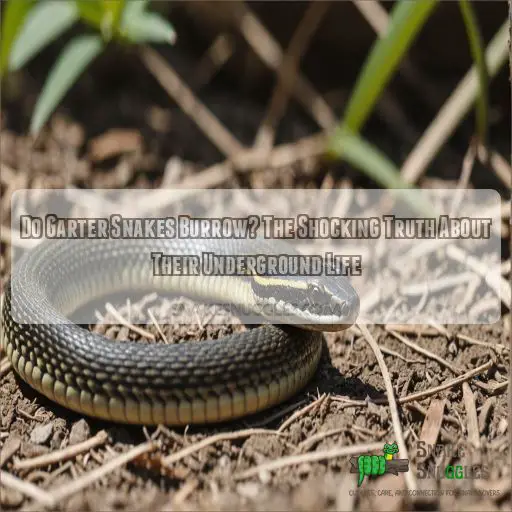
left=162, top=428, right=284, bottom=467
left=294, top=427, right=347, bottom=454
left=386, top=329, right=462, bottom=375
left=14, top=430, right=109, bottom=471
left=234, top=1, right=335, bottom=129
left=400, top=22, right=509, bottom=183
left=418, top=399, right=445, bottom=456
left=139, top=46, right=243, bottom=158
left=278, top=393, right=327, bottom=432
left=0, top=470, right=55, bottom=507
left=457, top=333, right=509, bottom=353
left=234, top=441, right=383, bottom=480
left=331, top=360, right=494, bottom=407
left=46, top=441, right=158, bottom=505
left=254, top=1, right=329, bottom=150
left=105, top=303, right=155, bottom=340
left=357, top=325, right=416, bottom=491
left=446, top=245, right=511, bottom=309
left=462, top=382, right=481, bottom=451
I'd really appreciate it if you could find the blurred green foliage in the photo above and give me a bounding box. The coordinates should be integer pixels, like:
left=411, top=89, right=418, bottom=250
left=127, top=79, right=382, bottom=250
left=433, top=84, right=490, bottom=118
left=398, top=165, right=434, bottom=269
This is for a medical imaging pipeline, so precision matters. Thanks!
left=329, top=0, right=491, bottom=190
left=458, top=0, right=488, bottom=145
left=0, top=0, right=176, bottom=134
left=0, top=0, right=500, bottom=195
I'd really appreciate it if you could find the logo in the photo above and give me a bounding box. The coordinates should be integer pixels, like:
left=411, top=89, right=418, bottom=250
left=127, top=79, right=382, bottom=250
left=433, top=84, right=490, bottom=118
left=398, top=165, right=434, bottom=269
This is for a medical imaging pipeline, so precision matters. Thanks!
left=350, top=442, right=410, bottom=487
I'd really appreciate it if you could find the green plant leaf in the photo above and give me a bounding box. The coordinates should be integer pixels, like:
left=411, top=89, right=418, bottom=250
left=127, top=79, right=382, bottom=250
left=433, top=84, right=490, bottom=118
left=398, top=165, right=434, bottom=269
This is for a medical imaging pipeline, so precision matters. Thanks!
left=101, top=0, right=126, bottom=41
left=330, top=130, right=412, bottom=189
left=9, top=1, right=79, bottom=72
left=121, top=10, right=176, bottom=44
left=328, top=130, right=434, bottom=215
left=336, top=0, right=438, bottom=137
left=30, top=34, right=103, bottom=135
left=0, top=0, right=34, bottom=74
left=125, top=0, right=150, bottom=17
left=76, top=0, right=104, bottom=28
left=458, top=0, right=488, bottom=145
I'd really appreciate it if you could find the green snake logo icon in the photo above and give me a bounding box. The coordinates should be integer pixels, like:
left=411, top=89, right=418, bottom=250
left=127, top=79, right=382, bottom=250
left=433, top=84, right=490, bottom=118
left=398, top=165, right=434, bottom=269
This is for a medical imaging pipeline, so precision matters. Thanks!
left=357, top=442, right=399, bottom=486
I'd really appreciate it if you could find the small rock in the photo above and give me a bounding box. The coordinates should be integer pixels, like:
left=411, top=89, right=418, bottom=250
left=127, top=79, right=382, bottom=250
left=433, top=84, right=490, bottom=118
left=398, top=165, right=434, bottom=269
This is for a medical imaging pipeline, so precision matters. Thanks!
left=0, top=486, right=24, bottom=507
left=20, top=442, right=49, bottom=458
left=105, top=326, right=118, bottom=340
left=69, top=419, right=90, bottom=445
left=289, top=423, right=303, bottom=444
left=497, top=417, right=508, bottom=435
left=0, top=434, right=21, bottom=466
left=51, top=429, right=66, bottom=450
left=116, top=326, right=130, bottom=341
left=30, top=422, right=53, bottom=445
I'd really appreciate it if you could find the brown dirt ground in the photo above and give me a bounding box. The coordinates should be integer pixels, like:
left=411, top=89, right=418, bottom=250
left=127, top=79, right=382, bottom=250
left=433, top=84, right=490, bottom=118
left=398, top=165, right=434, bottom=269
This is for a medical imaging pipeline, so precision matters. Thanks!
left=0, top=17, right=511, bottom=510
left=0, top=305, right=510, bottom=511
left=1, top=117, right=510, bottom=510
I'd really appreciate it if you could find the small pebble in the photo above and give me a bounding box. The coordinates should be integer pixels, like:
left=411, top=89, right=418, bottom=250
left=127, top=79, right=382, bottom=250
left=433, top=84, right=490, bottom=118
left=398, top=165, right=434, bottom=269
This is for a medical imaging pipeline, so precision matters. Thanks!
left=30, top=422, right=53, bottom=445
left=0, top=434, right=21, bottom=466
left=51, top=429, right=66, bottom=450
left=69, top=419, right=90, bottom=445
left=497, top=417, right=508, bottom=436
left=20, top=442, right=49, bottom=458
left=0, top=487, right=24, bottom=507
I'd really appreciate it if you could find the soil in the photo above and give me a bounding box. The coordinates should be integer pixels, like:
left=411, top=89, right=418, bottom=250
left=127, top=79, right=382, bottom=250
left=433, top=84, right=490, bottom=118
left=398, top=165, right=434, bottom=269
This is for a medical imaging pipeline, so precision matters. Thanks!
left=0, top=7, right=510, bottom=511
left=0, top=311, right=510, bottom=511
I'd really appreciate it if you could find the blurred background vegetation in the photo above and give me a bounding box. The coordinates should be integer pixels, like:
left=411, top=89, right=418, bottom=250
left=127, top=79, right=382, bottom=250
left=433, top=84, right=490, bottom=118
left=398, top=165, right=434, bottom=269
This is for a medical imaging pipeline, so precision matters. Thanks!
left=0, top=1, right=510, bottom=192
left=0, top=4, right=510, bottom=511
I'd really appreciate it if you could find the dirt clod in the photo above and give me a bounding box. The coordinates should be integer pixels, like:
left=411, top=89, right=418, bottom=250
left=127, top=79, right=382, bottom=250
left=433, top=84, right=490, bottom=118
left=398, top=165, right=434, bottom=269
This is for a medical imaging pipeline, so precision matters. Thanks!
left=29, top=422, right=53, bottom=445
left=69, top=419, right=91, bottom=446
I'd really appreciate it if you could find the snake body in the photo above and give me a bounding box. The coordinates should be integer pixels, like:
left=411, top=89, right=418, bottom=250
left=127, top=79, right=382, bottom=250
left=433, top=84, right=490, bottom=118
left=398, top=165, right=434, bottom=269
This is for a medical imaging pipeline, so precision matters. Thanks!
left=1, top=238, right=359, bottom=425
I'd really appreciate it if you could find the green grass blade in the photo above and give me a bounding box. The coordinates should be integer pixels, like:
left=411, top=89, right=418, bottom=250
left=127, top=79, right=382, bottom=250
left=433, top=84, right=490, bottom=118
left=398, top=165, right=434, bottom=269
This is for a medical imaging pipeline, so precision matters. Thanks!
left=103, top=0, right=126, bottom=31
left=30, top=34, right=103, bottom=135
left=330, top=131, right=411, bottom=189
left=337, top=0, right=438, bottom=136
left=458, top=0, right=488, bottom=145
left=0, top=0, right=34, bottom=74
left=101, top=0, right=126, bottom=40
left=9, top=1, right=79, bottom=72
left=121, top=11, right=176, bottom=44
left=76, top=0, right=104, bottom=28
left=125, top=0, right=149, bottom=16
left=328, top=131, right=434, bottom=215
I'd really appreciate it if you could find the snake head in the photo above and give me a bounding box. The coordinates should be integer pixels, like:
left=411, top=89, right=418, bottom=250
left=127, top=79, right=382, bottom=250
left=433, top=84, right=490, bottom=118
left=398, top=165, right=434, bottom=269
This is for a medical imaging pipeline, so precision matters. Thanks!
left=250, top=272, right=359, bottom=332
left=383, top=442, right=399, bottom=456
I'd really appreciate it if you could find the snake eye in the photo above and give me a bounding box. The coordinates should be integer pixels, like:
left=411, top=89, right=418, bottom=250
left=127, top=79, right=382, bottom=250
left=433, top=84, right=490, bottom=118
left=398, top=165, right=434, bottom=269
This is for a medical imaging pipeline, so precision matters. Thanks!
left=308, top=283, right=323, bottom=300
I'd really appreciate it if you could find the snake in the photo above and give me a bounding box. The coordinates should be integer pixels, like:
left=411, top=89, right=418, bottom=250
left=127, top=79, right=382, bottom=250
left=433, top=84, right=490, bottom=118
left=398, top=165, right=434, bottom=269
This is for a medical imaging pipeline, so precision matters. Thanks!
left=1, top=237, right=359, bottom=425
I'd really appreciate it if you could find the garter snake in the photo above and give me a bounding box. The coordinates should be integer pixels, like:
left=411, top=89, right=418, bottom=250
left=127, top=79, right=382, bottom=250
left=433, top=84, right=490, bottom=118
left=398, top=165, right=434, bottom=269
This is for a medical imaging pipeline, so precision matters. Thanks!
left=1, top=237, right=359, bottom=425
